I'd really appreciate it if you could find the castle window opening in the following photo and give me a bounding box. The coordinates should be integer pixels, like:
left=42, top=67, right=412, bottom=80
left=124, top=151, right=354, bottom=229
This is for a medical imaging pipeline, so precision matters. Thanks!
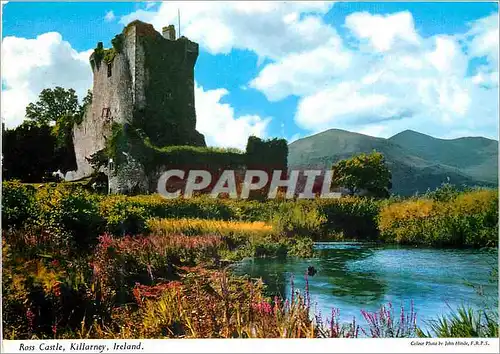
left=107, top=63, right=112, bottom=77
left=102, top=107, right=111, bottom=120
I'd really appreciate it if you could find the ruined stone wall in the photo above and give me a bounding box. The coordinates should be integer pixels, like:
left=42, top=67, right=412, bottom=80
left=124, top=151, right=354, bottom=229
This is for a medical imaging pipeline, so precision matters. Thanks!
left=68, top=21, right=206, bottom=193
left=69, top=36, right=134, bottom=180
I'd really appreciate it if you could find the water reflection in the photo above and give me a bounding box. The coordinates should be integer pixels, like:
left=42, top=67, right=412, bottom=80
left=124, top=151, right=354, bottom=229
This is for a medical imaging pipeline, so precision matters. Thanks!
left=231, top=242, right=498, bottom=327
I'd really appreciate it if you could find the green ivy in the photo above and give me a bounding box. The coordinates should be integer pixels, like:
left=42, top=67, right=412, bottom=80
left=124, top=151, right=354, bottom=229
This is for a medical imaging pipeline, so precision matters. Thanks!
left=103, top=49, right=117, bottom=64
left=92, top=42, right=104, bottom=67
left=92, top=40, right=120, bottom=68
left=111, top=34, right=124, bottom=53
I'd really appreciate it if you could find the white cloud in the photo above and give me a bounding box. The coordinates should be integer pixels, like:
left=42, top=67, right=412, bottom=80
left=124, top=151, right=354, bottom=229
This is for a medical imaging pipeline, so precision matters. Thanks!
left=345, top=11, right=421, bottom=52
left=119, top=3, right=497, bottom=140
left=466, top=13, right=499, bottom=90
left=250, top=36, right=352, bottom=101
left=4, top=5, right=498, bottom=145
left=425, top=36, right=463, bottom=74
left=195, top=83, right=271, bottom=149
left=120, top=1, right=335, bottom=59
left=357, top=124, right=387, bottom=138
left=104, top=10, right=116, bottom=22
left=1, top=31, right=266, bottom=150
left=1, top=33, right=93, bottom=128
left=295, top=81, right=400, bottom=131
left=252, top=10, right=498, bottom=140
left=467, top=13, right=499, bottom=66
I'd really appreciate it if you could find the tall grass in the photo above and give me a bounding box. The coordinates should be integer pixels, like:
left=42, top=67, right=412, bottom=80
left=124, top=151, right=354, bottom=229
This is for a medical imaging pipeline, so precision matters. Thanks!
left=378, top=189, right=498, bottom=247
left=147, top=218, right=273, bottom=237
left=419, top=306, right=498, bottom=338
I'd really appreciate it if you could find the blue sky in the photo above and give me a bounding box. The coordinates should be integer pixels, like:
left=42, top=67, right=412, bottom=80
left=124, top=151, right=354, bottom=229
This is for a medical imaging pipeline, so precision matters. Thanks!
left=2, top=1, right=499, bottom=148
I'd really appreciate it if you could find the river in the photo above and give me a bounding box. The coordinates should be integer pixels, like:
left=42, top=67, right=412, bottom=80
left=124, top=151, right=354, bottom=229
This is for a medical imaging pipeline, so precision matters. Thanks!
left=232, top=242, right=498, bottom=330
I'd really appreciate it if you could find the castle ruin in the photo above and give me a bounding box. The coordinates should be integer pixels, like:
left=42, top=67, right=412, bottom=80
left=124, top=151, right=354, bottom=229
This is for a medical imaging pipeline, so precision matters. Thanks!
left=67, top=20, right=206, bottom=193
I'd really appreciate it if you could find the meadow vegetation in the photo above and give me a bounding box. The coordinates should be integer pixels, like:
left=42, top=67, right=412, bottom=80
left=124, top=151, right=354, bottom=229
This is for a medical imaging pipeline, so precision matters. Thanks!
left=2, top=181, right=498, bottom=339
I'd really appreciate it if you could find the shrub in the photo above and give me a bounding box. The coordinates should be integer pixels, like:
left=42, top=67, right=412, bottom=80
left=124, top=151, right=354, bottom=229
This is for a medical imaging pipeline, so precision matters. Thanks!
left=315, top=197, right=380, bottom=240
left=99, top=195, right=237, bottom=233
left=91, top=231, right=228, bottom=304
left=99, top=196, right=150, bottom=235
left=251, top=239, right=289, bottom=258
left=1, top=181, right=38, bottom=230
left=287, top=237, right=314, bottom=258
left=93, top=269, right=317, bottom=338
left=35, top=184, right=104, bottom=250
left=2, top=240, right=107, bottom=339
left=271, top=202, right=326, bottom=239
left=378, top=189, right=498, bottom=247
left=229, top=199, right=277, bottom=222
left=423, top=182, right=463, bottom=202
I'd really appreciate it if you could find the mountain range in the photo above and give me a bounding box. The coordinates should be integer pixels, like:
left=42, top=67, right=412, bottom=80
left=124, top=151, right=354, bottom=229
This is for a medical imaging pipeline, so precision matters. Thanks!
left=288, top=129, right=498, bottom=196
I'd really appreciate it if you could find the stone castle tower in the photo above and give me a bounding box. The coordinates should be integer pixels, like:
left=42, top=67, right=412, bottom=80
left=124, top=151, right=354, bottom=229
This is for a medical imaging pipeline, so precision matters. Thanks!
left=68, top=20, right=206, bottom=192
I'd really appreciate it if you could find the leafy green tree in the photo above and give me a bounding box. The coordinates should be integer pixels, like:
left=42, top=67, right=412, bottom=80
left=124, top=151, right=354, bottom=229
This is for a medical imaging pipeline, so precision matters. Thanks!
left=25, top=87, right=91, bottom=149
left=2, top=87, right=87, bottom=181
left=25, top=87, right=80, bottom=127
left=331, top=151, right=392, bottom=198
left=2, top=123, right=76, bottom=182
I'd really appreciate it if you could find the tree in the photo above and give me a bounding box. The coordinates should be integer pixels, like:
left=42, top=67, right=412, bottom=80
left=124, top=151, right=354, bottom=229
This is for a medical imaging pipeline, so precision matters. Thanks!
left=2, top=87, right=85, bottom=182
left=331, top=151, right=392, bottom=198
left=2, top=122, right=76, bottom=182
left=25, top=87, right=80, bottom=127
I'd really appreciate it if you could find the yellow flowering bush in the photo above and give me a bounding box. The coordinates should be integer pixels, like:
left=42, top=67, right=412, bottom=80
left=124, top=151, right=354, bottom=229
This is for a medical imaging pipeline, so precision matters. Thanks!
left=378, top=189, right=498, bottom=247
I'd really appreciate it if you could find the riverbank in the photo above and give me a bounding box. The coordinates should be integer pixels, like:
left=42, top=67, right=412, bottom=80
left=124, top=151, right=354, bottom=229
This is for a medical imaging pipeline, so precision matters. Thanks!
left=3, top=181, right=498, bottom=248
left=233, top=242, right=498, bottom=330
left=2, top=181, right=498, bottom=338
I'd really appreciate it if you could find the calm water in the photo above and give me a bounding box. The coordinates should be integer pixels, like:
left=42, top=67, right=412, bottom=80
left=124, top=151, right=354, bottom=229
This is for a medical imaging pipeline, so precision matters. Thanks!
left=232, top=242, right=498, bottom=328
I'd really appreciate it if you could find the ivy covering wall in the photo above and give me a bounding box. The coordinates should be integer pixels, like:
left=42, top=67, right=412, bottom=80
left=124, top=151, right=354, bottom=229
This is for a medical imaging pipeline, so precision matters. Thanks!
left=88, top=122, right=288, bottom=193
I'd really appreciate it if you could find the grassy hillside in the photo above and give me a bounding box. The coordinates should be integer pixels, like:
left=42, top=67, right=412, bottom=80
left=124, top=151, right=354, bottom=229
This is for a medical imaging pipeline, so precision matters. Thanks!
left=288, top=129, right=498, bottom=196
left=389, top=130, right=498, bottom=183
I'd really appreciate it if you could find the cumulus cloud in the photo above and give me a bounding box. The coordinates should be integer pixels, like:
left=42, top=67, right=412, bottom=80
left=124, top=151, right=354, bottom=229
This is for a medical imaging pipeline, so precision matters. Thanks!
left=1, top=31, right=267, bottom=149
left=4, top=4, right=498, bottom=145
left=345, top=11, right=421, bottom=52
left=104, top=10, right=116, bottom=22
left=252, top=10, right=499, bottom=139
left=466, top=13, right=499, bottom=89
left=195, top=84, right=271, bottom=149
left=1, top=33, right=93, bottom=128
left=467, top=13, right=499, bottom=65
left=249, top=36, right=352, bottom=101
left=120, top=1, right=335, bottom=59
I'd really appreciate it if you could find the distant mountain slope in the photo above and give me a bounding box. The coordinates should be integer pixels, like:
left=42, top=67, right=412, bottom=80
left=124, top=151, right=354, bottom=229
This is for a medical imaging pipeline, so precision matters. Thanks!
left=288, top=129, right=498, bottom=196
left=389, top=130, right=498, bottom=184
